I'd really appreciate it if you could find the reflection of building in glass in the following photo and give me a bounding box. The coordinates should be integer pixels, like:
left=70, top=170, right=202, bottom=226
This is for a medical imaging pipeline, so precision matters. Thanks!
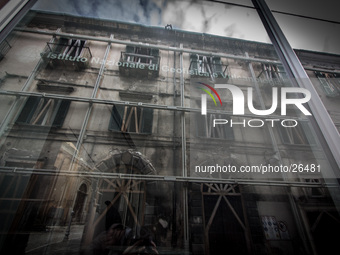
left=0, top=10, right=339, bottom=255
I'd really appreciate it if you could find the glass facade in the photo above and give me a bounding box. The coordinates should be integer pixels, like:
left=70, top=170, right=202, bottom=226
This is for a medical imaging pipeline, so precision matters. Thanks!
left=0, top=1, right=339, bottom=254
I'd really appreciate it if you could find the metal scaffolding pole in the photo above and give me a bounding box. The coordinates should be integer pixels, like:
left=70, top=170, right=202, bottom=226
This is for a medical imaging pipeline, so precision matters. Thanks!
left=69, top=35, right=113, bottom=170
left=171, top=49, right=178, bottom=247
left=67, top=35, right=112, bottom=243
left=179, top=43, right=189, bottom=252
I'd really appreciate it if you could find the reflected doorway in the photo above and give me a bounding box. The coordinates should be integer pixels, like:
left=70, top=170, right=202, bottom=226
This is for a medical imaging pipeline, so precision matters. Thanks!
left=73, top=183, right=88, bottom=222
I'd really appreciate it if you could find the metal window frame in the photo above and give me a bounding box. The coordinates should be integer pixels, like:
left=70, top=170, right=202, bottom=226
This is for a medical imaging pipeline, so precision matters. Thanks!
left=1, top=2, right=340, bottom=254
left=0, top=0, right=37, bottom=43
left=253, top=0, right=340, bottom=170
left=253, top=1, right=340, bottom=254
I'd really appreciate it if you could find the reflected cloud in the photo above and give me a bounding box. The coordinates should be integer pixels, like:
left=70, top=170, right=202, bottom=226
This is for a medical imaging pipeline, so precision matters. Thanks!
left=224, top=23, right=236, bottom=37
left=32, top=0, right=272, bottom=45
left=34, top=0, right=165, bottom=26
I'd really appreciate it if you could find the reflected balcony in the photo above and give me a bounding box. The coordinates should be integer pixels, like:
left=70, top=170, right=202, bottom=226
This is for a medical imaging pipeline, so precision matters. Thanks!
left=41, top=38, right=92, bottom=70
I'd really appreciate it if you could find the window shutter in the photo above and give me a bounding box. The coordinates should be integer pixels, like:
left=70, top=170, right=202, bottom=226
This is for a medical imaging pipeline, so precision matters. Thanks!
left=150, top=48, right=159, bottom=57
left=150, top=49, right=159, bottom=65
left=52, top=100, right=71, bottom=128
left=126, top=46, right=135, bottom=53
left=109, top=105, right=125, bottom=131
left=275, top=64, right=287, bottom=83
left=16, top=96, right=40, bottom=124
left=315, top=72, right=334, bottom=96
left=55, top=38, right=68, bottom=54
left=125, top=45, right=135, bottom=62
left=334, top=74, right=340, bottom=91
left=319, top=77, right=333, bottom=95
left=212, top=56, right=223, bottom=76
left=190, top=54, right=198, bottom=73
left=141, top=108, right=153, bottom=134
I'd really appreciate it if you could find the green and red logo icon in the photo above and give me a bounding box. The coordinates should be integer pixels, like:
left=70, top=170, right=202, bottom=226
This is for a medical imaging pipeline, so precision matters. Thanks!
left=197, top=82, right=223, bottom=107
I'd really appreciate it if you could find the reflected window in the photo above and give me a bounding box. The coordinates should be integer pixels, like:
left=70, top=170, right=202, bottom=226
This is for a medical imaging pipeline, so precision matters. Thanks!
left=278, top=121, right=316, bottom=145
left=259, top=64, right=286, bottom=86
left=73, top=183, right=88, bottom=222
left=195, top=113, right=234, bottom=140
left=109, top=105, right=153, bottom=134
left=61, top=39, right=86, bottom=58
left=41, top=37, right=91, bottom=70
left=304, top=179, right=325, bottom=198
left=126, top=46, right=159, bottom=64
left=189, top=54, right=227, bottom=78
left=315, top=71, right=340, bottom=97
left=261, top=64, right=284, bottom=79
left=16, top=97, right=70, bottom=127
left=119, top=45, right=160, bottom=78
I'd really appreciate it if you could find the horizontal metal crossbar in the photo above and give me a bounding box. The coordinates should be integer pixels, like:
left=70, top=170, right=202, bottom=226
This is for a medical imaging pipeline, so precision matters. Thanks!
left=15, top=27, right=281, bottom=65
left=0, top=166, right=337, bottom=188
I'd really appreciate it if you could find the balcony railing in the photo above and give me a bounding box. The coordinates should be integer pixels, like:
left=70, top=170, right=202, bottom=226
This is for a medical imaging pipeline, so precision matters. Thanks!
left=257, top=64, right=288, bottom=88
left=119, top=52, right=160, bottom=78
left=189, top=60, right=229, bottom=79
left=41, top=41, right=92, bottom=70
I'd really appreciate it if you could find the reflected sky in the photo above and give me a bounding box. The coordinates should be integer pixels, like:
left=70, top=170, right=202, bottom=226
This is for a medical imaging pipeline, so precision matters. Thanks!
left=32, top=0, right=340, bottom=54
left=32, top=0, right=270, bottom=43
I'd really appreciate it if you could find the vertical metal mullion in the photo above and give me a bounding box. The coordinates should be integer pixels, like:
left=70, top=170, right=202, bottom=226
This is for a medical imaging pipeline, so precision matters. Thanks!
left=48, top=99, right=61, bottom=126
left=180, top=43, right=186, bottom=178
left=171, top=49, right=178, bottom=247
left=253, top=1, right=340, bottom=254
left=179, top=43, right=189, bottom=252
left=253, top=1, right=340, bottom=214
left=253, top=0, right=340, bottom=170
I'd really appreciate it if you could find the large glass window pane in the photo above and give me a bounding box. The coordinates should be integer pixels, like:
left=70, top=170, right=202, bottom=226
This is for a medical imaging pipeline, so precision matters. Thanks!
left=0, top=1, right=339, bottom=255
